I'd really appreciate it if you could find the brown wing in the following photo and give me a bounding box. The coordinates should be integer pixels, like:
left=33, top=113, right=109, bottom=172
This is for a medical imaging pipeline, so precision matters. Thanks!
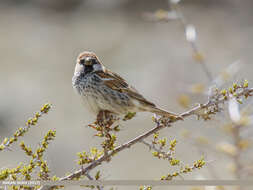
left=95, top=70, right=155, bottom=107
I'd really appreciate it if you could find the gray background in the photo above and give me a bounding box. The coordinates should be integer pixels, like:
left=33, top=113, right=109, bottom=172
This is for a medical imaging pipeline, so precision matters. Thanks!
left=0, top=0, right=253, bottom=189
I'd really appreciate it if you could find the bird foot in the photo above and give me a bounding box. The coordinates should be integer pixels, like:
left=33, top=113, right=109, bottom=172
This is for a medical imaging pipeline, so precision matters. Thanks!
left=96, top=110, right=117, bottom=127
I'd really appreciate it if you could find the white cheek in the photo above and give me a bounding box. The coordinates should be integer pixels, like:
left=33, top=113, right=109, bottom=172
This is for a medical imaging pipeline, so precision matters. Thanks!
left=74, top=64, right=83, bottom=75
left=93, top=64, right=103, bottom=71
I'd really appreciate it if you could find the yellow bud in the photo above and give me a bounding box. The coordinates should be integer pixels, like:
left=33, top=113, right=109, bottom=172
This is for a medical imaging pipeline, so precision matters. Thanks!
left=152, top=151, right=159, bottom=157
left=172, top=172, right=179, bottom=177
left=153, top=133, right=159, bottom=139
left=193, top=52, right=204, bottom=62
left=221, top=89, right=227, bottom=96
left=35, top=112, right=41, bottom=118
left=3, top=138, right=8, bottom=145
left=170, top=159, right=180, bottom=166
left=243, top=80, right=249, bottom=88
left=20, top=141, right=25, bottom=147
left=9, top=138, right=15, bottom=144
left=32, top=117, right=38, bottom=123
left=190, top=83, right=205, bottom=94
left=0, top=144, right=5, bottom=150
left=221, top=71, right=230, bottom=81
left=178, top=94, right=191, bottom=108
left=237, top=99, right=243, bottom=104
left=195, top=136, right=209, bottom=145
left=155, top=9, right=168, bottom=20
left=238, top=140, right=251, bottom=150
left=217, top=142, right=238, bottom=156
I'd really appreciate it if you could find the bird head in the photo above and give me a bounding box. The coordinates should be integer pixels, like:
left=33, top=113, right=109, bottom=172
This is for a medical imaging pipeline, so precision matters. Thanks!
left=74, top=51, right=104, bottom=76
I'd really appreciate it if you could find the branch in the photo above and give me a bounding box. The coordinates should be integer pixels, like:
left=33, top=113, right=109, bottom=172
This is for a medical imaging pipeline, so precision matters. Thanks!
left=38, top=87, right=253, bottom=190
left=62, top=122, right=166, bottom=180
left=180, top=87, right=253, bottom=118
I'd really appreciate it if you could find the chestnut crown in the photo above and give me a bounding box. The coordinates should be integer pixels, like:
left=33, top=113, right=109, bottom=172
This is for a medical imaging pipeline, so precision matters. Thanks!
left=78, top=51, right=100, bottom=66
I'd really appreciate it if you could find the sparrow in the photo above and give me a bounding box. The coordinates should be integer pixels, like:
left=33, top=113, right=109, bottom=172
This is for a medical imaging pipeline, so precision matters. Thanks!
left=72, top=51, right=182, bottom=120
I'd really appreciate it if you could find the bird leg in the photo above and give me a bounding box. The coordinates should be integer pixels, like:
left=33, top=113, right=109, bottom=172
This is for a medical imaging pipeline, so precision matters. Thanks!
left=96, top=110, right=115, bottom=128
left=96, top=110, right=104, bottom=125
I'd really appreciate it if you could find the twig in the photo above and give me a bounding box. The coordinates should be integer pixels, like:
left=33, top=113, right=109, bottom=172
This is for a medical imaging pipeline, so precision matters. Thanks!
left=170, top=1, right=213, bottom=81
left=231, top=125, right=243, bottom=180
left=84, top=173, right=104, bottom=190
left=180, top=88, right=253, bottom=118
left=0, top=103, right=52, bottom=152
left=141, top=140, right=173, bottom=161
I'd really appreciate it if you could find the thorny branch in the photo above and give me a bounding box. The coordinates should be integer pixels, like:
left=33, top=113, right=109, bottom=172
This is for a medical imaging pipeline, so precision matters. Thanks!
left=0, top=104, right=52, bottom=151
left=141, top=140, right=173, bottom=161
left=39, top=87, right=253, bottom=190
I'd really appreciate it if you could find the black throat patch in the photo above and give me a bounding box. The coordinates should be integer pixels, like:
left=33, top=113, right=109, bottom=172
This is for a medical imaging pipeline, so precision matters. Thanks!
left=84, top=65, right=94, bottom=74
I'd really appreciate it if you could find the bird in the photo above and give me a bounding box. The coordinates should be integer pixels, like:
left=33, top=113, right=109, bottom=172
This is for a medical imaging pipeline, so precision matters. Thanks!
left=72, top=51, right=182, bottom=121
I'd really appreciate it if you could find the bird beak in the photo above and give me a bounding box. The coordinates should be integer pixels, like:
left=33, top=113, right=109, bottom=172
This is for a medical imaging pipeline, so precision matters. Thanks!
left=85, top=58, right=92, bottom=66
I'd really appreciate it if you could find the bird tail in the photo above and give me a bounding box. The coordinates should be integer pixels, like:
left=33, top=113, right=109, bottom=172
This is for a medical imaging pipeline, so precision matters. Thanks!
left=148, top=107, right=183, bottom=120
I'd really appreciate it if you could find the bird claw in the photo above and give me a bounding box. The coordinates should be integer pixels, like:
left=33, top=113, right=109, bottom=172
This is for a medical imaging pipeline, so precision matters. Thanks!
left=96, top=110, right=118, bottom=128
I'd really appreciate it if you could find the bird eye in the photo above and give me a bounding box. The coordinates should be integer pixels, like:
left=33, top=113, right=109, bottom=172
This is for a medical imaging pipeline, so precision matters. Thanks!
left=91, top=58, right=98, bottom=65
left=80, top=59, right=85, bottom=65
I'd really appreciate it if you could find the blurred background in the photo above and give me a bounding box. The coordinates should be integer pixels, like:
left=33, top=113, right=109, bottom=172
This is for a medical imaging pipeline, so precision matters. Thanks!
left=1, top=0, right=253, bottom=189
